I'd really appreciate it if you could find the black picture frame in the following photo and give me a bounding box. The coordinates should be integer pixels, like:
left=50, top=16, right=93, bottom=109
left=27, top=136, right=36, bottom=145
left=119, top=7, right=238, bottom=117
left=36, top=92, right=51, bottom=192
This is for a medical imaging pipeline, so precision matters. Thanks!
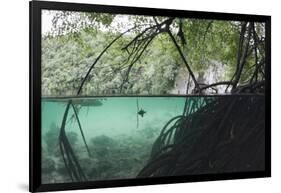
left=29, top=1, right=271, bottom=192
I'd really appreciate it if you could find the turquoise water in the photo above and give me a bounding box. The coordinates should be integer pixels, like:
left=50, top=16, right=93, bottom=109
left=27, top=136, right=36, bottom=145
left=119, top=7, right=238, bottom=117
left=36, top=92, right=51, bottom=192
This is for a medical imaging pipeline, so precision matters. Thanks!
left=41, top=97, right=186, bottom=183
left=40, top=96, right=265, bottom=183
left=42, top=97, right=185, bottom=138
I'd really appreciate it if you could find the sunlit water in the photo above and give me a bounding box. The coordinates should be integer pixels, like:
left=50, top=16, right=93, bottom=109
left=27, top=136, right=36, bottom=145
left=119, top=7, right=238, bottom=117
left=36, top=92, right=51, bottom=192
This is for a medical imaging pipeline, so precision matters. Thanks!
left=42, top=97, right=185, bottom=137
left=41, top=97, right=186, bottom=183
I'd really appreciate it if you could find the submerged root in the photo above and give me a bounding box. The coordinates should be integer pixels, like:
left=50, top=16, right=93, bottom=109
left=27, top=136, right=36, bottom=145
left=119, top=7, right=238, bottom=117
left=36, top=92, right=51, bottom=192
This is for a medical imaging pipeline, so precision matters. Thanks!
left=138, top=96, right=265, bottom=177
left=58, top=101, right=88, bottom=182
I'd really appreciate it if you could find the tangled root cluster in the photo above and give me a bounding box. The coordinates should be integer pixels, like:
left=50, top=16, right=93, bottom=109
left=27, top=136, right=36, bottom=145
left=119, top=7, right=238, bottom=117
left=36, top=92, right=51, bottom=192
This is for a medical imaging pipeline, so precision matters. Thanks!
left=138, top=96, right=265, bottom=177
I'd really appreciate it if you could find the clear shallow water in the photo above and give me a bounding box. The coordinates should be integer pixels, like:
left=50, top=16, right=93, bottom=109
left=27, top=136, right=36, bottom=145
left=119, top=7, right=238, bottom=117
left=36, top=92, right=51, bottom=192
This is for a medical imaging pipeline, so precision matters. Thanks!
left=42, top=97, right=185, bottom=138
left=41, top=97, right=186, bottom=183
left=41, top=95, right=265, bottom=184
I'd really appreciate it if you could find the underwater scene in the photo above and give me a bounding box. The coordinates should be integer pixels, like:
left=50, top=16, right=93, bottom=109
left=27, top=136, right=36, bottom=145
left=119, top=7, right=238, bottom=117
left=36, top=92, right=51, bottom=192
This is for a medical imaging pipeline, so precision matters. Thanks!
left=41, top=95, right=265, bottom=184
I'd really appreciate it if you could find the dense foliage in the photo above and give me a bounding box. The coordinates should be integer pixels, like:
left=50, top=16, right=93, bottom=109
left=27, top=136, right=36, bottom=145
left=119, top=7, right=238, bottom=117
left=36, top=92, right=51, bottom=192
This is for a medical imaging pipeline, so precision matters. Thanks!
left=42, top=11, right=265, bottom=96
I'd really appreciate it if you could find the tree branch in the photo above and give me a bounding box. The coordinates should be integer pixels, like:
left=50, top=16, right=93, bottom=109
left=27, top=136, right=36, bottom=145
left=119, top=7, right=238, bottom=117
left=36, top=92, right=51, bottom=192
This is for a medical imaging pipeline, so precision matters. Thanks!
left=166, top=29, right=200, bottom=92
left=199, top=81, right=234, bottom=91
left=231, top=22, right=252, bottom=91
left=77, top=24, right=148, bottom=95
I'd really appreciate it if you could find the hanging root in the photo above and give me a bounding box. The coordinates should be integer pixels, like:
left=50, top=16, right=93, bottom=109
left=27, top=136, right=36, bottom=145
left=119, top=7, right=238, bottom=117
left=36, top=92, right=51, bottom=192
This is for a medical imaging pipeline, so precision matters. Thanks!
left=136, top=98, right=139, bottom=129
left=137, top=95, right=265, bottom=177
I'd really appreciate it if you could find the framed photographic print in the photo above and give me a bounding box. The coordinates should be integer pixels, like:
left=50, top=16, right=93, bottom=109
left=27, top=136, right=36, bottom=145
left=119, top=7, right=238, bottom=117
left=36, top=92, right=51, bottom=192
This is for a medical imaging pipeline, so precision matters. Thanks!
left=29, top=1, right=271, bottom=192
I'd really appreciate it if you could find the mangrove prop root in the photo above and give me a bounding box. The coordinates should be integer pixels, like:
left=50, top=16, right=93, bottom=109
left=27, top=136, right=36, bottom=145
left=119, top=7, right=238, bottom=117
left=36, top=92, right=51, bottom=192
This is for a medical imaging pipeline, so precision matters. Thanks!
left=71, top=103, right=91, bottom=157
left=59, top=101, right=87, bottom=182
left=138, top=96, right=265, bottom=177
